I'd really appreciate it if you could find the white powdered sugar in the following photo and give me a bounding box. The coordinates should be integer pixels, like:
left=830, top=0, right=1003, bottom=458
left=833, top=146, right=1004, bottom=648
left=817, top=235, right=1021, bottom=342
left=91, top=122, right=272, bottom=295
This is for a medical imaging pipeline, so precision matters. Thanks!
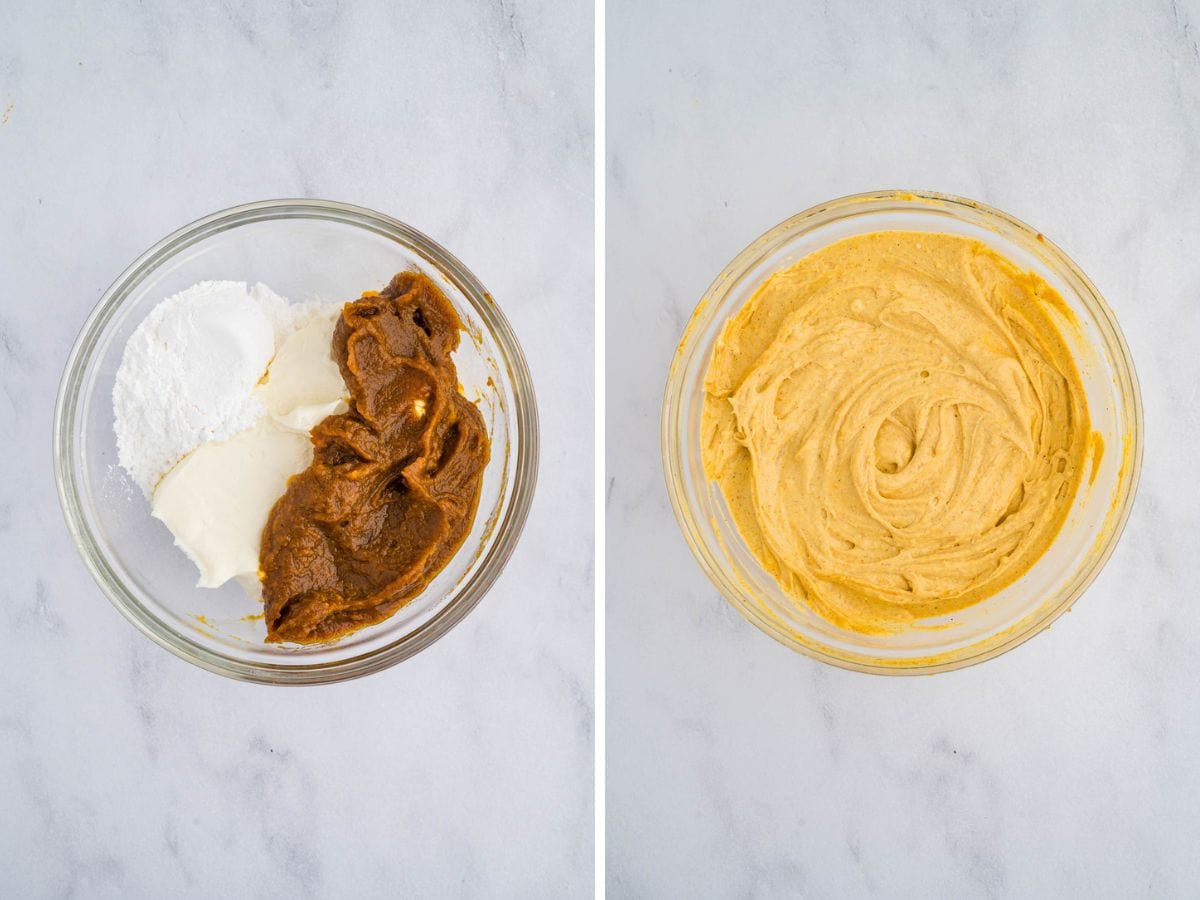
left=113, top=281, right=312, bottom=497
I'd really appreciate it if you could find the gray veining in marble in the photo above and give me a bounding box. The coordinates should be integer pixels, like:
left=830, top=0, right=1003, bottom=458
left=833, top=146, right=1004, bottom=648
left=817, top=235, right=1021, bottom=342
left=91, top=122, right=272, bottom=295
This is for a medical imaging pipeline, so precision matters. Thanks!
left=607, top=0, right=1200, bottom=896
left=0, top=1, right=592, bottom=896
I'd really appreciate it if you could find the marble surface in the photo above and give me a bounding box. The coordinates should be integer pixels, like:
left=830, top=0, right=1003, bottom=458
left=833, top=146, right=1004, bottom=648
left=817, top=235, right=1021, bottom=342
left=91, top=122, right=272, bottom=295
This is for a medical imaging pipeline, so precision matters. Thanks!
left=607, top=1, right=1200, bottom=896
left=0, top=1, right=592, bottom=896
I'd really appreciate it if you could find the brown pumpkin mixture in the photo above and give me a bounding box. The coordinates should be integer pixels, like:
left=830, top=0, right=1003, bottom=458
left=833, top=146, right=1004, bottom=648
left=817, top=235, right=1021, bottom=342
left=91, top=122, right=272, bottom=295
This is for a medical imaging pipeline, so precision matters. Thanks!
left=260, top=272, right=489, bottom=643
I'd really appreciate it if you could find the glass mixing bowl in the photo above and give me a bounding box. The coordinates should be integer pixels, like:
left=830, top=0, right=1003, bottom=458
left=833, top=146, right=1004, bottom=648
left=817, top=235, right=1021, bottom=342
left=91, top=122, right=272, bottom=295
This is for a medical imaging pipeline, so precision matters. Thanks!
left=663, top=190, right=1142, bottom=674
left=55, top=199, right=538, bottom=684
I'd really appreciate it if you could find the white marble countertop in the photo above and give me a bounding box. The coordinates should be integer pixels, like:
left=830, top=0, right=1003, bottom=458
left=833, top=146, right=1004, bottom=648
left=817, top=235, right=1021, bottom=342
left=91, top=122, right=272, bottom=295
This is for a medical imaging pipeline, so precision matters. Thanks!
left=0, top=2, right=592, bottom=896
left=607, top=1, right=1200, bottom=896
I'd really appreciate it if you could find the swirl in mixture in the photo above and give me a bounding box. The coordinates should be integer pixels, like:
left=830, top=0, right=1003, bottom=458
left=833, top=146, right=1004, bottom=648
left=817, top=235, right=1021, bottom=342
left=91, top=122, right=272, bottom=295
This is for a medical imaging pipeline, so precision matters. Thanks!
left=702, top=232, right=1088, bottom=634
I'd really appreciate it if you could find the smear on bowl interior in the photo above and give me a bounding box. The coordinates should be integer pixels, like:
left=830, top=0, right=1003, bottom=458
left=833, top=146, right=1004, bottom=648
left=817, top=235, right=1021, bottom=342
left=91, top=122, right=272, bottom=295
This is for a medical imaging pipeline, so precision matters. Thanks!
left=113, top=273, right=489, bottom=644
left=701, top=231, right=1088, bottom=634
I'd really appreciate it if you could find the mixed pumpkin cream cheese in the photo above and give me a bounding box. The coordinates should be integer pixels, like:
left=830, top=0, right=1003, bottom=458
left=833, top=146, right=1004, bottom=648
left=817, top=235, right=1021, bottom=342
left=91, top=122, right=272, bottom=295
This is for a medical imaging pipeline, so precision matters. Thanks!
left=702, top=231, right=1088, bottom=634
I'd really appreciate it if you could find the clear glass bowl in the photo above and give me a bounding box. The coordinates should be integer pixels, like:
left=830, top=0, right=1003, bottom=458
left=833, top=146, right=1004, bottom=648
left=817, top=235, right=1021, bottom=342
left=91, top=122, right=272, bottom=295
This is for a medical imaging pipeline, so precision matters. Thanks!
left=55, top=200, right=538, bottom=684
left=663, top=190, right=1142, bottom=674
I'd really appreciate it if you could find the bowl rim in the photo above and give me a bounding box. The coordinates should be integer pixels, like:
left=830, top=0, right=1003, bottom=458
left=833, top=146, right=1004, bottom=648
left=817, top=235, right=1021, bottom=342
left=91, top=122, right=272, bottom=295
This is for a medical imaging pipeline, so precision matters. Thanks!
left=53, top=198, right=539, bottom=685
left=661, top=188, right=1143, bottom=675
